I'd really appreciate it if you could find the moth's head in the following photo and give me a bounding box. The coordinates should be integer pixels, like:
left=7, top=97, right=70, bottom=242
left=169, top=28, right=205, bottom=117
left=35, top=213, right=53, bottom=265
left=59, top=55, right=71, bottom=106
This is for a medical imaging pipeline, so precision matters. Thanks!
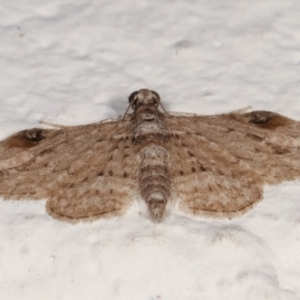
left=128, top=89, right=161, bottom=111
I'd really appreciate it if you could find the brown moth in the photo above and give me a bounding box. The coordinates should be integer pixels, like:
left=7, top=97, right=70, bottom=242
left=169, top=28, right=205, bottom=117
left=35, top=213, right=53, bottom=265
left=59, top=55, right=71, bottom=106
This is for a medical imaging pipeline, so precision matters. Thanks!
left=1, top=89, right=300, bottom=222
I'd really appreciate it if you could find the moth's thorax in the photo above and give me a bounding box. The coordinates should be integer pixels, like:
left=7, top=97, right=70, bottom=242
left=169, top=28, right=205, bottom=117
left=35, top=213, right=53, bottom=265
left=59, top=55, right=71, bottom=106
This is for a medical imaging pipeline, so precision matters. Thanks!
left=131, top=104, right=169, bottom=147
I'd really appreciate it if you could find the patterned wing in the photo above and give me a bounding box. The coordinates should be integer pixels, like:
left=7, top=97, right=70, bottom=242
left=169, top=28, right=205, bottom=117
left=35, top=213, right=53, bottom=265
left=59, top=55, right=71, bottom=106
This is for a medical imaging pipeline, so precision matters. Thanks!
left=166, top=110, right=300, bottom=217
left=0, top=116, right=138, bottom=222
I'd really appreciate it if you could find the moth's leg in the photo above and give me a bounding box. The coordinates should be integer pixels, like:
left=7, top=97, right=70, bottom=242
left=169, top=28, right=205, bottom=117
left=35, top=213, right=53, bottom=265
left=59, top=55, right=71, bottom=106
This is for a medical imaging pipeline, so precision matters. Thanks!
left=230, top=106, right=252, bottom=114
left=39, top=121, right=70, bottom=129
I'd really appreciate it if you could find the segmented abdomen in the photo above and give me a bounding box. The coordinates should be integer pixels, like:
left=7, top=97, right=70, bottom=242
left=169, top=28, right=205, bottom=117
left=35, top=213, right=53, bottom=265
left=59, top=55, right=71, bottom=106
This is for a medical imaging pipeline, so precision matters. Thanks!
left=131, top=106, right=170, bottom=221
left=139, top=145, right=170, bottom=220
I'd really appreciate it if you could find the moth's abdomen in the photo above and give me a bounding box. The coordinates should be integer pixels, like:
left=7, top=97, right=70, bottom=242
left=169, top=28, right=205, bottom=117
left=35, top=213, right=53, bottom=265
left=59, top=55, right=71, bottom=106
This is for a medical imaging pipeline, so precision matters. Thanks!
left=132, top=104, right=170, bottom=221
left=139, top=154, right=171, bottom=221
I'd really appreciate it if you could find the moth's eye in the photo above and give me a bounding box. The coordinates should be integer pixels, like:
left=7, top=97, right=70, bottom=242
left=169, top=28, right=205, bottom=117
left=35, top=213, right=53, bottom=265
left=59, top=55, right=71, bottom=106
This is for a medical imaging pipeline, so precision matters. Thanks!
left=150, top=90, right=160, bottom=104
left=128, top=91, right=139, bottom=104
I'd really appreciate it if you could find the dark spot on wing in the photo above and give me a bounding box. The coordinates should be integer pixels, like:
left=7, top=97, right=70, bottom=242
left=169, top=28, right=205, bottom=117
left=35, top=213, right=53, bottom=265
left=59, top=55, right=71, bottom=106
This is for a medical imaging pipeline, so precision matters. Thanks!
left=22, top=129, right=46, bottom=142
left=246, top=133, right=264, bottom=141
left=249, top=111, right=272, bottom=124
left=188, top=150, right=194, bottom=157
left=247, top=111, right=290, bottom=128
left=4, top=128, right=50, bottom=148
left=272, top=146, right=290, bottom=155
left=197, top=162, right=206, bottom=172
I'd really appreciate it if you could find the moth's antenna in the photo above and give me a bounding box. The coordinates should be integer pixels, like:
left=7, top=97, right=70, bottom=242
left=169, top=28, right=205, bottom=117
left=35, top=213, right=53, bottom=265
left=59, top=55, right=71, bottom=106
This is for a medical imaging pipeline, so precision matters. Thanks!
left=151, top=90, right=167, bottom=113
left=123, top=104, right=131, bottom=119
left=157, top=99, right=167, bottom=113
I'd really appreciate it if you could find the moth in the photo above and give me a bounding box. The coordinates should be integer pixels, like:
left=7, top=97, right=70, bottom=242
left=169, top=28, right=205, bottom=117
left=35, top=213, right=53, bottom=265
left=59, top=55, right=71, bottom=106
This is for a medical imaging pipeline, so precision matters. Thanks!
left=1, top=89, right=300, bottom=222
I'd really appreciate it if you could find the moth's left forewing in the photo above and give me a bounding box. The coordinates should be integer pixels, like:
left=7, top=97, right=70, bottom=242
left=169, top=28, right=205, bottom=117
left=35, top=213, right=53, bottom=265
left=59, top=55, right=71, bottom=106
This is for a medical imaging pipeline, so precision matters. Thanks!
left=169, top=109, right=300, bottom=176
left=165, top=110, right=300, bottom=218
